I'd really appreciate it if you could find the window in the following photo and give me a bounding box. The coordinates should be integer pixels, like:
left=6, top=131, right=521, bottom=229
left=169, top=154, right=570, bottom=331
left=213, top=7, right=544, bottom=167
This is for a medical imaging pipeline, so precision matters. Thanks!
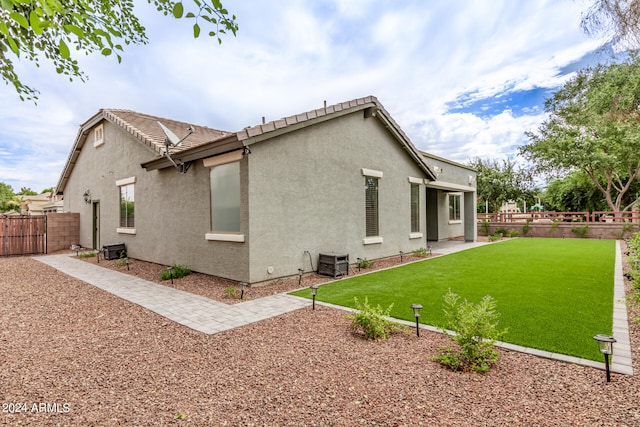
left=365, top=176, right=379, bottom=237
left=410, top=183, right=420, bottom=233
left=210, top=161, right=240, bottom=233
left=449, top=193, right=461, bottom=222
left=93, top=124, right=104, bottom=147
left=116, top=177, right=135, bottom=232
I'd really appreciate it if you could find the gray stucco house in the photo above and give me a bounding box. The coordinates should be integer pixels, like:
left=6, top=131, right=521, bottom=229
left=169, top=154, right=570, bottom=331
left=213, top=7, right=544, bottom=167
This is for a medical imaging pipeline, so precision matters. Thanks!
left=56, top=96, right=476, bottom=284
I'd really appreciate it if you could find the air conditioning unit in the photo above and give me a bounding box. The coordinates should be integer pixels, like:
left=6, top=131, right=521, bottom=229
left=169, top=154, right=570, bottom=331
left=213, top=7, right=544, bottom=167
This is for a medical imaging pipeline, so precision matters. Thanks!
left=318, top=253, right=349, bottom=278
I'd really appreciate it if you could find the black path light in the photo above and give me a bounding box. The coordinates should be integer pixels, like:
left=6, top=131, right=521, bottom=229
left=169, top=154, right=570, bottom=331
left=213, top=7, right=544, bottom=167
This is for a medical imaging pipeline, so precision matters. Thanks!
left=168, top=266, right=174, bottom=285
left=239, top=282, right=248, bottom=300
left=399, top=251, right=404, bottom=262
left=125, top=257, right=130, bottom=271
left=410, top=303, right=423, bottom=337
left=298, top=269, right=304, bottom=286
left=593, top=334, right=616, bottom=382
left=310, top=285, right=319, bottom=310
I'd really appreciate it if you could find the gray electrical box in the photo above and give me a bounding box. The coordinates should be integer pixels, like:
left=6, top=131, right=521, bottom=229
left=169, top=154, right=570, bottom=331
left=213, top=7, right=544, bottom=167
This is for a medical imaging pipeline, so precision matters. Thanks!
left=318, top=253, right=349, bottom=277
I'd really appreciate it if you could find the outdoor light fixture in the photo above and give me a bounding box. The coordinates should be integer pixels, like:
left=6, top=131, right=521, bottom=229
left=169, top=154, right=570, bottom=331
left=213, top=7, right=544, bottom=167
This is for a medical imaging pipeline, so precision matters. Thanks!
left=83, top=189, right=91, bottom=204
left=310, top=285, right=319, bottom=310
left=400, top=251, right=404, bottom=262
left=356, top=257, right=362, bottom=272
left=298, top=269, right=304, bottom=286
left=427, top=245, right=432, bottom=256
left=125, top=257, right=130, bottom=271
left=593, top=334, right=616, bottom=382
left=410, top=304, right=423, bottom=337
left=168, top=266, right=174, bottom=285
left=239, top=282, right=248, bottom=300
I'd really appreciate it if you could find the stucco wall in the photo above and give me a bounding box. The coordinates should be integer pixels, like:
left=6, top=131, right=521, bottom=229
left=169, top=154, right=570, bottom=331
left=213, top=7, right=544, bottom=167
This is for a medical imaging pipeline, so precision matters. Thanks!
left=63, top=120, right=250, bottom=281
left=246, top=111, right=429, bottom=283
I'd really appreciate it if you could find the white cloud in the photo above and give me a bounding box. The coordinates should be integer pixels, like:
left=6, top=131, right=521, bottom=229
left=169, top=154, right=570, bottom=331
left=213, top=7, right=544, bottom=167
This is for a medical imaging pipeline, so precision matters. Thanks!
left=0, top=0, right=611, bottom=192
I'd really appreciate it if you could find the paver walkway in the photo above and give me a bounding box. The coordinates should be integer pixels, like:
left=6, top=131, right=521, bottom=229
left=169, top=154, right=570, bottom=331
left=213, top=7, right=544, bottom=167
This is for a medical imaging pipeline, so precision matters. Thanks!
left=35, top=254, right=310, bottom=335
left=35, top=238, right=632, bottom=375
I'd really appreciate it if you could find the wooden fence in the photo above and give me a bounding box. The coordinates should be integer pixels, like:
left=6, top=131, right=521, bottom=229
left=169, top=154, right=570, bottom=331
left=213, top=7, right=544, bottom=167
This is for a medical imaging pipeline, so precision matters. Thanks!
left=0, top=215, right=46, bottom=256
left=479, top=211, right=640, bottom=223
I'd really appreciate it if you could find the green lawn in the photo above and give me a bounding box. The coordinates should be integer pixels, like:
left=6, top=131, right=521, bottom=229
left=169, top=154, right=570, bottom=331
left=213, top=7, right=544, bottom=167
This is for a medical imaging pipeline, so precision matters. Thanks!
left=290, top=238, right=615, bottom=361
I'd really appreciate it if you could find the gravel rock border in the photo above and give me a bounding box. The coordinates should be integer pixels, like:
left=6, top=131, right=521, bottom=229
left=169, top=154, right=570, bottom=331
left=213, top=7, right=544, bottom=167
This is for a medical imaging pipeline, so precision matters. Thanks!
left=0, top=240, right=638, bottom=425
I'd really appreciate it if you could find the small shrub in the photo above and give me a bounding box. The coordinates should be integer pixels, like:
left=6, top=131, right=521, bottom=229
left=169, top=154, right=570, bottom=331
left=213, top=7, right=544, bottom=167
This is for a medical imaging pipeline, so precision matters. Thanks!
left=345, top=297, right=407, bottom=340
left=505, top=228, right=518, bottom=238
left=480, top=220, right=490, bottom=236
left=114, top=252, right=128, bottom=267
left=77, top=251, right=95, bottom=258
left=412, top=247, right=429, bottom=257
left=225, top=285, right=238, bottom=298
left=488, top=233, right=503, bottom=242
left=357, top=258, right=375, bottom=269
left=522, top=219, right=531, bottom=236
left=161, top=264, right=191, bottom=281
left=571, top=224, right=589, bottom=239
left=495, top=227, right=508, bottom=236
left=431, top=290, right=506, bottom=372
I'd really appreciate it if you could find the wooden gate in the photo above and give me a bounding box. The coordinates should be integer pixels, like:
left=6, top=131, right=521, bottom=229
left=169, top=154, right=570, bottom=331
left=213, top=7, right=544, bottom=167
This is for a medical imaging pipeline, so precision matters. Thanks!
left=0, top=215, right=46, bottom=256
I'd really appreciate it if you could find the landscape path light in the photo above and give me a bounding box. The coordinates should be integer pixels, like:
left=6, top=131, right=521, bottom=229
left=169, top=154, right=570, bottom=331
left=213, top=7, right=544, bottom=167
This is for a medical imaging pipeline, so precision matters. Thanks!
left=168, top=266, right=174, bottom=285
left=310, top=285, right=319, bottom=310
left=410, top=303, right=423, bottom=337
left=239, top=282, right=248, bottom=300
left=593, top=334, right=616, bottom=382
left=298, top=269, right=304, bottom=286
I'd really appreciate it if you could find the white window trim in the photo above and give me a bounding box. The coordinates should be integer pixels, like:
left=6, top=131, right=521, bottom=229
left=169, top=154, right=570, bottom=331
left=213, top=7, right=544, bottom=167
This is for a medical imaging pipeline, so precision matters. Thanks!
left=117, top=227, right=136, bottom=235
left=361, top=168, right=383, bottom=178
left=203, top=150, right=244, bottom=168
left=363, top=236, right=383, bottom=245
left=409, top=232, right=423, bottom=239
left=206, top=233, right=245, bottom=242
left=116, top=176, right=136, bottom=186
left=408, top=176, right=424, bottom=184
left=448, top=192, right=462, bottom=224
left=93, top=124, right=104, bottom=147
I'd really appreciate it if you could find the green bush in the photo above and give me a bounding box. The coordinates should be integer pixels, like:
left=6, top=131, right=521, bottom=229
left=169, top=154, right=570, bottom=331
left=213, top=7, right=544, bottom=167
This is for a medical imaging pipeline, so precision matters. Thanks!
left=412, top=247, right=430, bottom=257
left=480, top=220, right=490, bottom=236
left=431, top=290, right=506, bottom=372
left=225, top=285, right=238, bottom=298
left=522, top=219, right=531, bottom=236
left=77, top=251, right=95, bottom=258
left=571, top=224, right=589, bottom=239
left=345, top=297, right=407, bottom=340
left=356, top=258, right=375, bottom=269
left=505, top=228, right=518, bottom=238
left=161, top=264, right=191, bottom=281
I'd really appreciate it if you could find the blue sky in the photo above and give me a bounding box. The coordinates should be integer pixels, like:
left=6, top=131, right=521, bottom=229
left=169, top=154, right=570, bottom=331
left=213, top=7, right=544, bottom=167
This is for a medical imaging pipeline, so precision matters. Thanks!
left=0, top=0, right=610, bottom=192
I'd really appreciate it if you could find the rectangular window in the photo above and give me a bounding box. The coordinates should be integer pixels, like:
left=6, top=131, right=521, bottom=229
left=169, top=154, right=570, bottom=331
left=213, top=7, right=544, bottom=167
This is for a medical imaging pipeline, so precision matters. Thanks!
left=411, top=183, right=420, bottom=233
left=119, top=183, right=135, bottom=228
left=93, top=124, right=104, bottom=147
left=365, top=176, right=379, bottom=237
left=449, top=193, right=461, bottom=222
left=210, top=161, right=240, bottom=232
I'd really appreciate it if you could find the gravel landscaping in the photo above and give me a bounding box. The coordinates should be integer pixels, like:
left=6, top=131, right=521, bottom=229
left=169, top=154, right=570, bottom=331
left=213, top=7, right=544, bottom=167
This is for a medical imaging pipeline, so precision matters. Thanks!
left=1, top=244, right=639, bottom=425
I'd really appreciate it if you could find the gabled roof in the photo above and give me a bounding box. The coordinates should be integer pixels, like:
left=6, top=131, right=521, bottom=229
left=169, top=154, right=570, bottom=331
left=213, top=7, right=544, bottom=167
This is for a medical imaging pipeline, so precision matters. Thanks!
left=140, top=96, right=437, bottom=180
left=56, top=109, right=229, bottom=193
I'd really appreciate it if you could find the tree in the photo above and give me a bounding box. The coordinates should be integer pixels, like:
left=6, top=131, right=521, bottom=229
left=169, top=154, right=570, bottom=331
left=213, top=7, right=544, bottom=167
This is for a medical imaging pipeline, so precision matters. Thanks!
left=18, top=187, right=37, bottom=196
left=521, top=56, right=640, bottom=212
left=0, top=182, right=18, bottom=212
left=468, top=157, right=535, bottom=213
left=1, top=0, right=238, bottom=101
left=542, top=171, right=609, bottom=212
left=581, top=0, right=640, bottom=49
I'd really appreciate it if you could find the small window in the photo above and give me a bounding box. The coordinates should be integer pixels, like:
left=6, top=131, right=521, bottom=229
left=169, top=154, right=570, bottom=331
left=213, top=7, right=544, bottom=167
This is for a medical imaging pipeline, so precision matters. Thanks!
left=365, top=176, right=379, bottom=237
left=93, top=124, right=104, bottom=147
left=410, top=183, right=420, bottom=233
left=449, top=193, right=461, bottom=222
